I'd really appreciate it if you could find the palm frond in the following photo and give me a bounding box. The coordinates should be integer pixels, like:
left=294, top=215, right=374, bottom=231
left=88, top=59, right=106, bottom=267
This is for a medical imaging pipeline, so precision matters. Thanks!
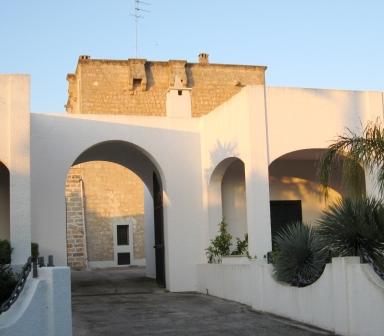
left=318, top=119, right=384, bottom=198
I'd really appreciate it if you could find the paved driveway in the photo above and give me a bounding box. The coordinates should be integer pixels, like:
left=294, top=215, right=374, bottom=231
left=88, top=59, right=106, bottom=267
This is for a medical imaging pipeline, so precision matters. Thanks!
left=72, top=267, right=331, bottom=336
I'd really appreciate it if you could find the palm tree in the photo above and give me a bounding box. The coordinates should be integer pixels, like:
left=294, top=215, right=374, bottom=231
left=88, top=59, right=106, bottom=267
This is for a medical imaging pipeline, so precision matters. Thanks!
left=318, top=120, right=384, bottom=276
left=318, top=119, right=384, bottom=198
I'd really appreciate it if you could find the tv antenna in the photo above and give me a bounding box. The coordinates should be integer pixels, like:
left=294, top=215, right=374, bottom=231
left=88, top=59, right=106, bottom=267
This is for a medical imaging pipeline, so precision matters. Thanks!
left=131, top=0, right=150, bottom=58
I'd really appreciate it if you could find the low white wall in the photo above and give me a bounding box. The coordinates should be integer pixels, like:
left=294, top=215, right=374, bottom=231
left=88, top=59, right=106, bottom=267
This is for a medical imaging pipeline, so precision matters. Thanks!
left=0, top=267, right=72, bottom=336
left=197, top=257, right=384, bottom=336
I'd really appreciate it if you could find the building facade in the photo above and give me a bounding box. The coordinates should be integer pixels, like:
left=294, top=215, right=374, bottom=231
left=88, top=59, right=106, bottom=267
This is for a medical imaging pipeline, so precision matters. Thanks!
left=0, top=54, right=382, bottom=291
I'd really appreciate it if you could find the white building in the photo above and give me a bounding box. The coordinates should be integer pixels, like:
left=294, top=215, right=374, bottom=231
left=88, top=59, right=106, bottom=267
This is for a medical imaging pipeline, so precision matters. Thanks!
left=0, top=56, right=382, bottom=293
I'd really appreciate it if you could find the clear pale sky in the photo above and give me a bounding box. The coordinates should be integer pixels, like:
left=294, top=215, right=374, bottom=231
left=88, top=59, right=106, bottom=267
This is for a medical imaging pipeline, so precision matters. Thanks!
left=1, top=1, right=383, bottom=112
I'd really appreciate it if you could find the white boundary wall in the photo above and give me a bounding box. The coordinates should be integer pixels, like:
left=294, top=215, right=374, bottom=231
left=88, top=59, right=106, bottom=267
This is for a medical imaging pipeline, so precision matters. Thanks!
left=197, top=257, right=384, bottom=336
left=0, top=267, right=72, bottom=336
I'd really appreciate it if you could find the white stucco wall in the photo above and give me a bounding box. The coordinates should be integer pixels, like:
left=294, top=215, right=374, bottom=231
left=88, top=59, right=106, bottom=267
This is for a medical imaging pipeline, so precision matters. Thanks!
left=201, top=85, right=272, bottom=260
left=266, top=87, right=384, bottom=163
left=166, top=88, right=192, bottom=118
left=197, top=258, right=384, bottom=336
left=0, top=75, right=31, bottom=264
left=0, top=267, right=72, bottom=336
left=31, top=113, right=204, bottom=291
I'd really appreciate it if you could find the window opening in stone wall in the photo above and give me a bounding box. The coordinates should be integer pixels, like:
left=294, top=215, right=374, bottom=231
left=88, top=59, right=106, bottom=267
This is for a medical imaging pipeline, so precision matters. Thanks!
left=117, top=224, right=129, bottom=245
left=133, top=78, right=142, bottom=89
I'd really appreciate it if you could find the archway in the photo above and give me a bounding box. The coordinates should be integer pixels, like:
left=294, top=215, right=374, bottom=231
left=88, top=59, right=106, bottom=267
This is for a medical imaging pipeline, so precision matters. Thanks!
left=65, top=140, right=165, bottom=287
left=268, top=148, right=366, bottom=239
left=0, top=162, right=10, bottom=240
left=208, top=157, right=247, bottom=244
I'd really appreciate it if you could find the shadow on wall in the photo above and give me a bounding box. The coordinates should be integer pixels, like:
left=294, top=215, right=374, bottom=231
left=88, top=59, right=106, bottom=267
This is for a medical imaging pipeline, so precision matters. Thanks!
left=268, top=150, right=366, bottom=224
left=205, top=140, right=239, bottom=182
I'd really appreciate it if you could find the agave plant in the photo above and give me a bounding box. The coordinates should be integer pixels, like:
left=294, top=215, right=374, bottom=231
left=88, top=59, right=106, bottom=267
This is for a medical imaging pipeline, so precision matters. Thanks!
left=318, top=119, right=384, bottom=198
left=273, top=222, right=328, bottom=287
left=317, top=197, right=384, bottom=263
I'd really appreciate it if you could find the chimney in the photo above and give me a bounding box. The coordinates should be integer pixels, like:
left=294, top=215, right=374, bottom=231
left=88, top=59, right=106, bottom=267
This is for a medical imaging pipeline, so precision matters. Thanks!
left=79, top=55, right=91, bottom=61
left=198, top=53, right=209, bottom=64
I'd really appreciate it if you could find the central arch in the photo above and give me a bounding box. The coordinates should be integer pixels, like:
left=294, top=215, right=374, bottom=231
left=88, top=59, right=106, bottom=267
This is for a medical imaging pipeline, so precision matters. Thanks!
left=268, top=148, right=366, bottom=242
left=65, top=140, right=166, bottom=287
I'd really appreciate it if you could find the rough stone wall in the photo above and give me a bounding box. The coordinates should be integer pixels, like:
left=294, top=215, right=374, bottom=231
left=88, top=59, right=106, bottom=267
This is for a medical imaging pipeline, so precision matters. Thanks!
left=66, top=57, right=265, bottom=117
left=187, top=64, right=264, bottom=117
left=65, top=168, right=87, bottom=270
left=65, top=161, right=145, bottom=269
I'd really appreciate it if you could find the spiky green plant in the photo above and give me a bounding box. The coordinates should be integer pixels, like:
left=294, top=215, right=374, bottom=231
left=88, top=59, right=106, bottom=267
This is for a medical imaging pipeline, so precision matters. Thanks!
left=317, top=197, right=384, bottom=264
left=205, top=220, right=232, bottom=263
left=318, top=119, right=384, bottom=198
left=273, top=222, right=328, bottom=287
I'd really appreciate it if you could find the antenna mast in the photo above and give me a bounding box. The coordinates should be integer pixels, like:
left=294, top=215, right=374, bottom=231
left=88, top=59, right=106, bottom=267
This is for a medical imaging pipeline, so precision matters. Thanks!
left=132, top=0, right=150, bottom=58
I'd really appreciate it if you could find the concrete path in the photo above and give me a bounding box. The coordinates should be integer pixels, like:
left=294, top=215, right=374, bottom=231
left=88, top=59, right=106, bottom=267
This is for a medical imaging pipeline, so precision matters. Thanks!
left=72, top=267, right=331, bottom=336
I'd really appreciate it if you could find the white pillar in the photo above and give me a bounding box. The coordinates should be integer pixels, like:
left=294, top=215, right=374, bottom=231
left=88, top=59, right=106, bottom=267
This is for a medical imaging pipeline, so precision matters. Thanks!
left=0, top=75, right=31, bottom=265
left=245, top=85, right=272, bottom=259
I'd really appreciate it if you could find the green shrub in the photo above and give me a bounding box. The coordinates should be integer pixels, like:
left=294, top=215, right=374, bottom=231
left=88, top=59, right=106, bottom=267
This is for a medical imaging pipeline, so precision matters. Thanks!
left=273, top=222, right=328, bottom=287
left=31, top=242, right=39, bottom=260
left=317, top=197, right=384, bottom=266
left=0, top=240, right=11, bottom=265
left=0, top=240, right=17, bottom=305
left=231, top=233, right=249, bottom=257
left=206, top=220, right=232, bottom=263
left=0, top=267, right=17, bottom=304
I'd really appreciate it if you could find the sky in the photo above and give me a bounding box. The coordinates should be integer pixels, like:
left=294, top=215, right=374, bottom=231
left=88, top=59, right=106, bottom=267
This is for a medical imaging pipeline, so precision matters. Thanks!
left=1, top=1, right=384, bottom=113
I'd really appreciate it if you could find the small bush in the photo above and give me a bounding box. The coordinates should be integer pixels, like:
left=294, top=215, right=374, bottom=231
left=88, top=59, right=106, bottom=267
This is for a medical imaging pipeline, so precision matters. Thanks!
left=0, top=240, right=11, bottom=265
left=231, top=233, right=249, bottom=257
left=206, top=220, right=232, bottom=263
left=273, top=222, right=328, bottom=287
left=31, top=242, right=39, bottom=260
left=0, top=240, right=17, bottom=305
left=0, top=268, right=17, bottom=304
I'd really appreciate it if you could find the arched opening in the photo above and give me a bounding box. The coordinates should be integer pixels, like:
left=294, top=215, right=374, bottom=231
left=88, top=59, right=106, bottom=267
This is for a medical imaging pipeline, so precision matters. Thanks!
left=0, top=162, right=10, bottom=240
left=208, top=157, right=247, bottom=243
left=65, top=141, right=165, bottom=287
left=268, top=148, right=366, bottom=239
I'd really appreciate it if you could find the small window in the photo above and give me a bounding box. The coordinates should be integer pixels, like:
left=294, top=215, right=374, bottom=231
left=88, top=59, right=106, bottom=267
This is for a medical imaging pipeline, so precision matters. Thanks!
left=133, top=78, right=142, bottom=89
left=117, top=225, right=129, bottom=245
left=178, top=90, right=182, bottom=96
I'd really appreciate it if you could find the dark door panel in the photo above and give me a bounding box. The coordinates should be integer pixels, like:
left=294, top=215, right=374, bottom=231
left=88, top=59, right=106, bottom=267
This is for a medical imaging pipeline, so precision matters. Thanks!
left=153, top=173, right=165, bottom=287
left=270, top=200, right=302, bottom=243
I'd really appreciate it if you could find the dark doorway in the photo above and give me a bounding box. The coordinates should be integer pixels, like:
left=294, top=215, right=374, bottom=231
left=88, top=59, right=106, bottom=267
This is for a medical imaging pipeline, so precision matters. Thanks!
left=270, top=200, right=302, bottom=242
left=153, top=173, right=165, bottom=287
left=0, top=162, right=10, bottom=240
